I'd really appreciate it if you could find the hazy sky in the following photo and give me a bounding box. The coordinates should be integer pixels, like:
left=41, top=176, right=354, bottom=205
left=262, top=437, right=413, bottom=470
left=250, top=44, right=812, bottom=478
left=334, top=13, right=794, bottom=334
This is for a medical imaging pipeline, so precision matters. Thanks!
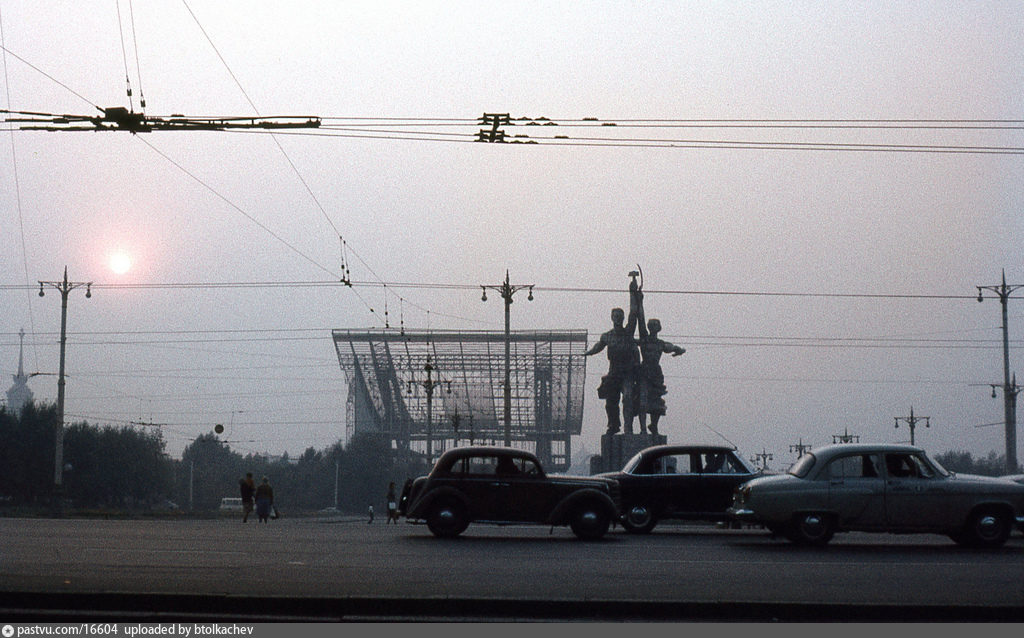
left=2, top=1, right=1023, bottom=469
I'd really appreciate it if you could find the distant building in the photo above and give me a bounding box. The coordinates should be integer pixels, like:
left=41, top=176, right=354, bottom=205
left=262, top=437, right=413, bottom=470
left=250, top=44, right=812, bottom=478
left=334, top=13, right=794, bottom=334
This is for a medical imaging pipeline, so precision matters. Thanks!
left=5, top=329, right=33, bottom=416
left=332, top=329, right=588, bottom=471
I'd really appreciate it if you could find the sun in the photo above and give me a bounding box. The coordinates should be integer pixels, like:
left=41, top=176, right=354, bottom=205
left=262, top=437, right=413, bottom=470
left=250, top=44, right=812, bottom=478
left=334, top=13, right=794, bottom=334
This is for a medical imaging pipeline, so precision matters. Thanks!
left=109, top=252, right=132, bottom=275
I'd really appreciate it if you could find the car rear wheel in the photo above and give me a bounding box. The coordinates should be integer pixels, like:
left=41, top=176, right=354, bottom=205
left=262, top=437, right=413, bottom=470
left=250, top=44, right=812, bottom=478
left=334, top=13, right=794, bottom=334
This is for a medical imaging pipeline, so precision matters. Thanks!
left=786, top=512, right=834, bottom=546
left=425, top=498, right=469, bottom=538
left=959, top=509, right=1011, bottom=548
left=569, top=501, right=611, bottom=540
left=621, top=503, right=658, bottom=534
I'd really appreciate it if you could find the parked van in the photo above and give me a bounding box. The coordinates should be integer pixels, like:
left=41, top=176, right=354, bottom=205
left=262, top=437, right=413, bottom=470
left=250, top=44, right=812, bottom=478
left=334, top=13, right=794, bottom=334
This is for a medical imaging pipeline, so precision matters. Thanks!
left=219, top=497, right=243, bottom=512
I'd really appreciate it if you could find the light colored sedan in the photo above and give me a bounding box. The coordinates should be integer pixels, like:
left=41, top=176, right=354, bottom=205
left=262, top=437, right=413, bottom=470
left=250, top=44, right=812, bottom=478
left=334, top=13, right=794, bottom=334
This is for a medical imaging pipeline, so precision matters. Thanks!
left=729, top=443, right=1024, bottom=547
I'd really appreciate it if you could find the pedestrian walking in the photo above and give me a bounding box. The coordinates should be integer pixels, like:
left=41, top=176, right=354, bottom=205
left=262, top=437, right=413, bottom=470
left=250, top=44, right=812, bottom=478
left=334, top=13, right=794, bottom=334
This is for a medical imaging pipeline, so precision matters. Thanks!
left=239, top=472, right=256, bottom=523
left=367, top=504, right=374, bottom=524
left=386, top=482, right=400, bottom=524
left=255, top=476, right=274, bottom=523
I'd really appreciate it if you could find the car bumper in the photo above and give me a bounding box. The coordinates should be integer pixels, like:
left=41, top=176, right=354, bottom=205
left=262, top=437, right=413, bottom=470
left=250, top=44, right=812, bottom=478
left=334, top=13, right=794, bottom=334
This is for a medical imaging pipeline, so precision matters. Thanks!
left=728, top=507, right=759, bottom=522
left=1016, top=515, right=1024, bottom=531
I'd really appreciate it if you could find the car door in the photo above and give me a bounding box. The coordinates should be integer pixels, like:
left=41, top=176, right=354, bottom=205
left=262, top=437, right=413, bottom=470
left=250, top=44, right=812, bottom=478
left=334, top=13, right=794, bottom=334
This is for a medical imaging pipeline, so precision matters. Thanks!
left=883, top=452, right=948, bottom=531
left=458, top=454, right=504, bottom=521
left=502, top=457, right=554, bottom=522
left=656, top=452, right=700, bottom=516
left=825, top=453, right=886, bottom=529
left=697, top=451, right=759, bottom=515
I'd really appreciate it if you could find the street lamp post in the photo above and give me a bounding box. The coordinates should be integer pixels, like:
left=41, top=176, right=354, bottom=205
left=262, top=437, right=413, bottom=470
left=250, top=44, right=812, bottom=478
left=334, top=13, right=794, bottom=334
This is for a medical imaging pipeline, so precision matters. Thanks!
left=977, top=270, right=1024, bottom=474
left=480, top=270, right=533, bottom=447
left=38, top=267, right=91, bottom=496
left=408, top=357, right=451, bottom=464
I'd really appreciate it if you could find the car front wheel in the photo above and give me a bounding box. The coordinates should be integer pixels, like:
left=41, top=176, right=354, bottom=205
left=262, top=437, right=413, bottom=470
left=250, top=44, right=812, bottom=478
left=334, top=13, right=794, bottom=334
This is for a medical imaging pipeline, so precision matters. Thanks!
left=959, top=509, right=1011, bottom=548
left=569, top=501, right=611, bottom=540
left=425, top=498, right=469, bottom=538
left=786, top=512, right=834, bottom=546
left=621, top=503, right=658, bottom=534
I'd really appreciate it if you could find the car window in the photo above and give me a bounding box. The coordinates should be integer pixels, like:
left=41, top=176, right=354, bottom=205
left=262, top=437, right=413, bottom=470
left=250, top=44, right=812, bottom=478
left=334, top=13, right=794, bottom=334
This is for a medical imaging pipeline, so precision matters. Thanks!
left=788, top=453, right=817, bottom=478
left=884, top=453, right=935, bottom=479
left=647, top=453, right=696, bottom=474
left=495, top=456, right=522, bottom=476
left=825, top=454, right=881, bottom=480
left=449, top=456, right=499, bottom=476
left=519, top=458, right=541, bottom=476
left=700, top=452, right=748, bottom=474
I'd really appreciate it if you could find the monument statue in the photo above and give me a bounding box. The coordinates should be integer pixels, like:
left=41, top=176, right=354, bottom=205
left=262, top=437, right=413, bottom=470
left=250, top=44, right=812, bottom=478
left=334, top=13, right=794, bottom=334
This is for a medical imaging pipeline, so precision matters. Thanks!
left=586, top=268, right=686, bottom=436
left=584, top=275, right=641, bottom=434
left=633, top=283, right=685, bottom=436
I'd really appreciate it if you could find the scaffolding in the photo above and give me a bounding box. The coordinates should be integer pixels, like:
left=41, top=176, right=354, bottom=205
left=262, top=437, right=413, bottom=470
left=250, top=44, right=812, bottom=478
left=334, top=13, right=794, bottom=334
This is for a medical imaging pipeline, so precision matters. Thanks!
left=332, top=329, right=588, bottom=471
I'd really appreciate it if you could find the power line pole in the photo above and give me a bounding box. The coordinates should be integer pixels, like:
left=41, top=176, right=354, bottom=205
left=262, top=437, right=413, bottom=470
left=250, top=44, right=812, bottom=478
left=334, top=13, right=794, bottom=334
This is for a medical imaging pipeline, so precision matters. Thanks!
left=476, top=113, right=510, bottom=143
left=38, top=267, right=91, bottom=499
left=977, top=270, right=1024, bottom=473
left=894, top=406, right=929, bottom=446
left=480, top=271, right=534, bottom=447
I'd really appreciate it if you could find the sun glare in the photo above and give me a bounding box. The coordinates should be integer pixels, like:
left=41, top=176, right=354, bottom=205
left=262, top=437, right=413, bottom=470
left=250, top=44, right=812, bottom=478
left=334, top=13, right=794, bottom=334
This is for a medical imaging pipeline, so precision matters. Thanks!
left=109, top=252, right=132, bottom=275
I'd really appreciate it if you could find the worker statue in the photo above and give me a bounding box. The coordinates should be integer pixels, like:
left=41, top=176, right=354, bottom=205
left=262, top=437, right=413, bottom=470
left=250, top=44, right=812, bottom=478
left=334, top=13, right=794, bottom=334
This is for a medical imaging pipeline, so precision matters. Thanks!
left=585, top=272, right=643, bottom=434
left=585, top=269, right=685, bottom=436
left=632, top=280, right=685, bottom=436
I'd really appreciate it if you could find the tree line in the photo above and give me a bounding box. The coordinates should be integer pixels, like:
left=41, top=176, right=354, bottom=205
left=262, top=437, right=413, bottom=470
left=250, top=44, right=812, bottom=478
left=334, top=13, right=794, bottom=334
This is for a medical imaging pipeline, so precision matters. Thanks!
left=1, top=401, right=1018, bottom=515
left=0, top=401, right=429, bottom=515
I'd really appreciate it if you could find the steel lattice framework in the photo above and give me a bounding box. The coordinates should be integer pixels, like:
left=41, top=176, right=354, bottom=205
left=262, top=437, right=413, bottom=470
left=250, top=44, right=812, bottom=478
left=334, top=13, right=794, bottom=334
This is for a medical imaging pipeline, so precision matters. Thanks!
left=332, top=329, right=588, bottom=470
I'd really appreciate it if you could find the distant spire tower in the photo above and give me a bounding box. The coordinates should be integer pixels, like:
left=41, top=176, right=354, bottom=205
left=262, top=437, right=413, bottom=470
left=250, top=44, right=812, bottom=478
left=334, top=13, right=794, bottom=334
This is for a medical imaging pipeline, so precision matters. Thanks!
left=5, top=328, right=34, bottom=415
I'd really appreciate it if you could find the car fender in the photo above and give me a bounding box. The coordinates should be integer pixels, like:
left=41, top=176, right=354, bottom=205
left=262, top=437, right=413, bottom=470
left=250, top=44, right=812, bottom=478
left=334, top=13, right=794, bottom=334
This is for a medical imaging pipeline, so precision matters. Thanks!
left=407, top=485, right=469, bottom=520
left=546, top=488, right=618, bottom=525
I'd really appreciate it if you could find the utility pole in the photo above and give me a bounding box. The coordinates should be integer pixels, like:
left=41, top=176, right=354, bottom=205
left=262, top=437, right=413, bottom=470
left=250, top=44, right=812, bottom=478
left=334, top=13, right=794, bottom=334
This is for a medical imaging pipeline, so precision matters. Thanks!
left=408, top=356, right=450, bottom=464
left=977, top=270, right=1024, bottom=474
left=480, top=270, right=534, bottom=447
left=894, top=407, right=929, bottom=446
left=38, top=267, right=91, bottom=498
left=476, top=113, right=510, bottom=143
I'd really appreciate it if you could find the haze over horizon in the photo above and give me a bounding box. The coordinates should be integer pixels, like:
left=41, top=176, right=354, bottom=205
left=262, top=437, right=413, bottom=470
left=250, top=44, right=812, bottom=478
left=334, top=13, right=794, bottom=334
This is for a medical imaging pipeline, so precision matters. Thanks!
left=2, top=1, right=1023, bottom=471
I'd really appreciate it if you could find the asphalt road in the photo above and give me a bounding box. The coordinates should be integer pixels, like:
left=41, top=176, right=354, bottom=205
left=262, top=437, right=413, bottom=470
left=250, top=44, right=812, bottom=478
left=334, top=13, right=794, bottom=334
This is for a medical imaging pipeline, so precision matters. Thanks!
left=1, top=515, right=1022, bottom=621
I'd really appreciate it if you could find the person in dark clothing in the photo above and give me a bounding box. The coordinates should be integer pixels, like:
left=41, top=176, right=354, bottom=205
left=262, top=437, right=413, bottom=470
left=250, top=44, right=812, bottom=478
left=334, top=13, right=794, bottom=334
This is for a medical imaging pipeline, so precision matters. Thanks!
left=239, top=472, right=256, bottom=523
left=386, top=482, right=400, bottom=524
left=255, top=476, right=274, bottom=523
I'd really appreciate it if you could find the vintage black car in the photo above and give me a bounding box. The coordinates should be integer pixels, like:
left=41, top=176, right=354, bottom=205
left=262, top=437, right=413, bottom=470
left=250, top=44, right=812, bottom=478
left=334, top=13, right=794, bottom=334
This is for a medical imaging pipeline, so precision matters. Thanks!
left=596, top=444, right=760, bottom=533
left=398, top=446, right=622, bottom=540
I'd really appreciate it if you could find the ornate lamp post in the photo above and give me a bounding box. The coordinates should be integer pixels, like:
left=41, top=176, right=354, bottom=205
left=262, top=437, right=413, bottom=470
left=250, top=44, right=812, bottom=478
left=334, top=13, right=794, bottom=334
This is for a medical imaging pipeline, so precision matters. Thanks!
left=408, top=357, right=451, bottom=464
left=480, top=270, right=533, bottom=447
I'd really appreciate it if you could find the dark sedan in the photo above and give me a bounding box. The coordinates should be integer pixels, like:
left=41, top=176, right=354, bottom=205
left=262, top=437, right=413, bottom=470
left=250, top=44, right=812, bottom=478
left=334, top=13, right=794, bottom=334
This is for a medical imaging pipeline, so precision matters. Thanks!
left=399, top=446, right=622, bottom=540
left=597, top=444, right=759, bottom=533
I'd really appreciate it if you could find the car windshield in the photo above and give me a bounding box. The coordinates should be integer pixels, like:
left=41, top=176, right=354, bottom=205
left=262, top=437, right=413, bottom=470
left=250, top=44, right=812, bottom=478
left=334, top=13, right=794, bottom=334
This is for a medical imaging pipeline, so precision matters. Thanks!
left=788, top=453, right=817, bottom=478
left=622, top=451, right=645, bottom=474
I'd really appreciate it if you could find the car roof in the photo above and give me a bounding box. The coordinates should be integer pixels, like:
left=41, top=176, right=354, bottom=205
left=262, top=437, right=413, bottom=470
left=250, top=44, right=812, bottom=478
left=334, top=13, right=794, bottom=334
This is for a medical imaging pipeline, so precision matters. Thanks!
left=638, top=444, right=739, bottom=455
left=806, top=443, right=925, bottom=459
left=437, top=446, right=539, bottom=460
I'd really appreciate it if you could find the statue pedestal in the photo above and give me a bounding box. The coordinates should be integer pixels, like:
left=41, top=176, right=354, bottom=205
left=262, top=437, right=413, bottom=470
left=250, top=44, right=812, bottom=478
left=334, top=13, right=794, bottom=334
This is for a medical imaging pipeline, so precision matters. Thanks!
left=589, top=431, right=667, bottom=474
